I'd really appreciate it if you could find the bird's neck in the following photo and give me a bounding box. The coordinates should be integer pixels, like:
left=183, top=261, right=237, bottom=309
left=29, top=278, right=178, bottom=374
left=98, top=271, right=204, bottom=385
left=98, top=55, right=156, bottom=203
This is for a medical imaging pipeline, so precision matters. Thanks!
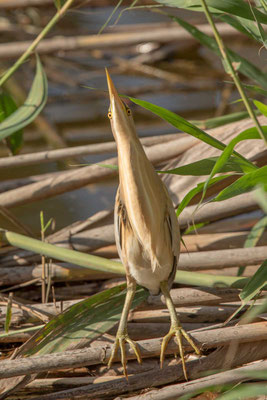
left=117, top=133, right=164, bottom=236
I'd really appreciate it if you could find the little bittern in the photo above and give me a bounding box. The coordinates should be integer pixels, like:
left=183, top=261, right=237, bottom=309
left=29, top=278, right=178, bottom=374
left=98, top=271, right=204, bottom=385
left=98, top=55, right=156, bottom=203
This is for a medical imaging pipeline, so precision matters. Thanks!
left=106, top=69, right=200, bottom=380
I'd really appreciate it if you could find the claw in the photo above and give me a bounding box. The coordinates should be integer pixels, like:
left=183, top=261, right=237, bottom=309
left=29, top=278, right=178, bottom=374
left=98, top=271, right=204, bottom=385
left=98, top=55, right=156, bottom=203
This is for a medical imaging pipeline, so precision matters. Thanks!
left=108, top=334, right=142, bottom=379
left=126, top=336, right=142, bottom=364
left=160, top=324, right=201, bottom=381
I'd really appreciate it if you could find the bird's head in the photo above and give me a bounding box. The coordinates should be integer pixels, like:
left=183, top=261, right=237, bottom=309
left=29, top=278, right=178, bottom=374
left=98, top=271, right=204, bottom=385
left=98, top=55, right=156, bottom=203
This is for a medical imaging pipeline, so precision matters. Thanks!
left=105, top=68, right=136, bottom=142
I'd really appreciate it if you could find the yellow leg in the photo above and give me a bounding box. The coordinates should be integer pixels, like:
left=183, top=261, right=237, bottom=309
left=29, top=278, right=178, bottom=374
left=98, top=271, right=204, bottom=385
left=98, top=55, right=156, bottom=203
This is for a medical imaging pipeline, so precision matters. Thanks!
left=160, top=281, right=201, bottom=380
left=108, top=279, right=142, bottom=379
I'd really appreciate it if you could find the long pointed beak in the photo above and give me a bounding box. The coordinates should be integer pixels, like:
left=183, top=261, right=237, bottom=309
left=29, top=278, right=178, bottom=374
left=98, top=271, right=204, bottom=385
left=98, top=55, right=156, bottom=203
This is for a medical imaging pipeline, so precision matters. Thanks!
left=105, top=68, right=136, bottom=142
left=105, top=68, right=125, bottom=111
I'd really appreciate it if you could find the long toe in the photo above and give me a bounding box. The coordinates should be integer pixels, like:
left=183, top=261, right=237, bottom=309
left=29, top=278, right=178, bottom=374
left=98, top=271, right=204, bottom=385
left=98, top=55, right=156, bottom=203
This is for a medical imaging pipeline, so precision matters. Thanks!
left=108, top=334, right=142, bottom=379
left=175, top=328, right=187, bottom=381
left=108, top=338, right=120, bottom=369
left=119, top=337, right=128, bottom=379
left=160, top=331, right=173, bottom=368
left=181, top=327, right=201, bottom=356
left=160, top=325, right=201, bottom=380
left=126, top=337, right=142, bottom=365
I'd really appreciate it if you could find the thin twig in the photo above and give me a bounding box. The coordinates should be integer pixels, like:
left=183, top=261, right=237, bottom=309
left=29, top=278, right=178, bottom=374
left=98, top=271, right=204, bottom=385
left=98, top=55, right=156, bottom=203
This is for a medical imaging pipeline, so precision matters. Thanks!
left=0, top=206, right=35, bottom=237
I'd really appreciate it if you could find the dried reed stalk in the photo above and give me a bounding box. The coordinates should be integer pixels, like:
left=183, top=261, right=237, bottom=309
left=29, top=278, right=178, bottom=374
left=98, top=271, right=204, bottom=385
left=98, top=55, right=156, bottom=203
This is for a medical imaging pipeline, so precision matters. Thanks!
left=0, top=322, right=266, bottom=379
left=9, top=340, right=267, bottom=400
left=0, top=23, right=236, bottom=58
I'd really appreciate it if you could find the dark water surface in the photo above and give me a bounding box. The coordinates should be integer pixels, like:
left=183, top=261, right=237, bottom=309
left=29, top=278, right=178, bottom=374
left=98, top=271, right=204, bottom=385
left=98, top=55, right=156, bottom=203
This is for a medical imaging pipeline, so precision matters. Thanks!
left=0, top=4, right=262, bottom=234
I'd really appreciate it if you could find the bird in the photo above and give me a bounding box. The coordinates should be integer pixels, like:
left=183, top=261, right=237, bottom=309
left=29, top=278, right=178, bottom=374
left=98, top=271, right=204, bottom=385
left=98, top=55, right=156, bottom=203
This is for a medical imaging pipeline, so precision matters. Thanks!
left=105, top=69, right=200, bottom=380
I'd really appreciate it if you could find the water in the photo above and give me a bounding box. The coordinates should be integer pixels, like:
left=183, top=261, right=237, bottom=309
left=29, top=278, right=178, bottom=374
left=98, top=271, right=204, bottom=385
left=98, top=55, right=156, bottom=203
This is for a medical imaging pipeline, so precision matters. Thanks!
left=0, top=4, right=263, bottom=234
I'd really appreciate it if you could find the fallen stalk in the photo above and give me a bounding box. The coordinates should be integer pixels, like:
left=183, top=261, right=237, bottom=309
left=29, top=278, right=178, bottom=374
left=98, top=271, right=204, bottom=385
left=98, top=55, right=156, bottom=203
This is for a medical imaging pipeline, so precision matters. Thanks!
left=178, top=246, right=267, bottom=271
left=0, top=322, right=266, bottom=379
left=131, top=305, right=240, bottom=324
left=0, top=0, right=55, bottom=9
left=0, top=286, right=242, bottom=329
left=23, top=375, right=119, bottom=392
left=1, top=243, right=265, bottom=287
left=179, top=192, right=259, bottom=227
left=182, top=230, right=267, bottom=252
left=2, top=230, right=266, bottom=271
left=5, top=340, right=267, bottom=400
left=0, top=303, right=241, bottom=327
left=0, top=23, right=237, bottom=59
left=0, top=263, right=117, bottom=286
left=0, top=137, right=188, bottom=208
left=1, top=230, right=267, bottom=290
left=125, top=358, right=267, bottom=400
left=0, top=322, right=213, bottom=343
left=3, top=213, right=263, bottom=268
left=0, top=133, right=189, bottom=169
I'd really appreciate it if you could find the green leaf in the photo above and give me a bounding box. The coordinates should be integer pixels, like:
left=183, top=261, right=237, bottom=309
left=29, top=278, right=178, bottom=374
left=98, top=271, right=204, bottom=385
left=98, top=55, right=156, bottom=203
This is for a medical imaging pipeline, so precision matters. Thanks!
left=218, top=383, right=267, bottom=399
left=43, top=218, right=53, bottom=234
left=176, top=175, right=231, bottom=217
left=226, top=259, right=267, bottom=329
left=225, top=81, right=267, bottom=96
left=254, top=99, right=267, bottom=116
left=220, top=14, right=267, bottom=47
left=0, top=92, right=23, bottom=154
left=0, top=325, right=43, bottom=339
left=183, top=221, right=208, bottom=234
left=54, top=0, right=67, bottom=9
left=40, top=210, right=45, bottom=232
left=128, top=96, right=254, bottom=170
left=128, top=98, right=223, bottom=149
left=259, top=0, right=267, bottom=13
left=253, top=185, right=267, bottom=213
left=40, top=211, right=53, bottom=235
left=213, top=165, right=267, bottom=202
left=1, top=230, right=266, bottom=298
left=240, top=260, right=267, bottom=303
left=202, top=126, right=266, bottom=204
left=238, top=215, right=267, bottom=276
left=17, top=284, right=148, bottom=356
left=174, top=269, right=267, bottom=290
left=249, top=0, right=267, bottom=49
left=154, top=0, right=267, bottom=23
left=4, top=293, right=13, bottom=334
left=0, top=230, right=124, bottom=275
left=161, top=156, right=244, bottom=176
left=69, top=163, right=118, bottom=170
left=169, top=15, right=267, bottom=88
left=97, top=163, right=118, bottom=170
left=239, top=295, right=267, bottom=324
left=0, top=55, right=47, bottom=142
left=192, top=110, right=252, bottom=130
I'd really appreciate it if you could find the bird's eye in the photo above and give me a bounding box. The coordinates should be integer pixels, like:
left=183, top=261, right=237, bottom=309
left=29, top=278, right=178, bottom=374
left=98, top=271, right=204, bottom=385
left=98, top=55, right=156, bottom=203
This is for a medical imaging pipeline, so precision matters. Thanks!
left=108, top=111, right=112, bottom=119
left=127, top=108, right=131, bottom=116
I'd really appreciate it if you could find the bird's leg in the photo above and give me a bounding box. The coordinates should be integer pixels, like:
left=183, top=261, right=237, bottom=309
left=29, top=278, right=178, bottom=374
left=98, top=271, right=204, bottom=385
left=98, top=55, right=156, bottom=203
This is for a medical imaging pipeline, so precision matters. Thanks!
left=160, top=281, right=201, bottom=380
left=108, top=278, right=142, bottom=378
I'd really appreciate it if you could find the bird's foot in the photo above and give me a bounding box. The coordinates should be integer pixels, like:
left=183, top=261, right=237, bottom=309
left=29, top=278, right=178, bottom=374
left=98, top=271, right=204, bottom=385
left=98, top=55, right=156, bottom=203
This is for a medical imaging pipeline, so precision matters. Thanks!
left=160, top=324, right=201, bottom=381
left=108, top=333, right=142, bottom=379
